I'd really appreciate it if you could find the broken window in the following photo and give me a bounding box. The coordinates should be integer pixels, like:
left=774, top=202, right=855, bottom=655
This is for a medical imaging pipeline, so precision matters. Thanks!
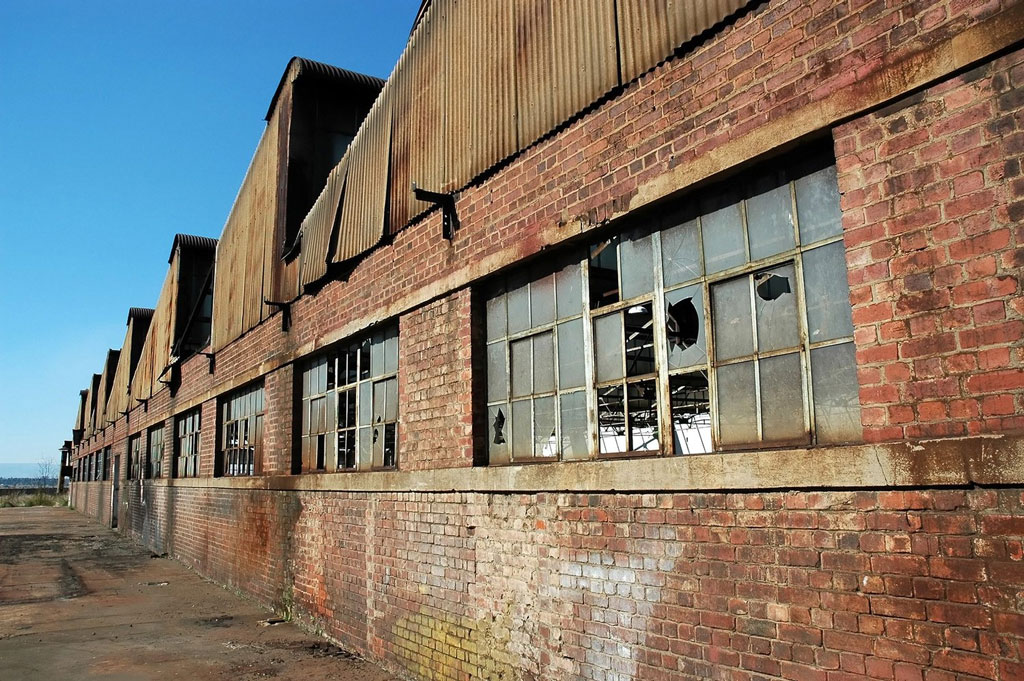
left=486, top=258, right=588, bottom=464
left=175, top=408, right=201, bottom=478
left=482, top=145, right=860, bottom=464
left=128, top=433, right=143, bottom=480
left=147, top=424, right=165, bottom=478
left=219, top=383, right=264, bottom=477
left=298, top=324, right=398, bottom=472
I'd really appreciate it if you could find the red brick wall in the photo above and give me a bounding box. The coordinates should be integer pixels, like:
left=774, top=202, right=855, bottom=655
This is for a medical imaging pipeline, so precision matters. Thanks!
left=398, top=289, right=476, bottom=471
left=836, top=48, right=1024, bottom=442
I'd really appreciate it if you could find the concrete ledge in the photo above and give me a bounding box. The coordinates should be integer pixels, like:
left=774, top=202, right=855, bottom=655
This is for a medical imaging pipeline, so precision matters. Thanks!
left=82, top=434, right=1024, bottom=495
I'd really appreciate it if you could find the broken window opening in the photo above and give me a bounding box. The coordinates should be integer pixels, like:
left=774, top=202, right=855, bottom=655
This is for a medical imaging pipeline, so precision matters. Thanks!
left=298, top=324, right=398, bottom=472
left=670, top=372, right=711, bottom=455
left=220, top=382, right=264, bottom=477
left=175, top=408, right=201, bottom=478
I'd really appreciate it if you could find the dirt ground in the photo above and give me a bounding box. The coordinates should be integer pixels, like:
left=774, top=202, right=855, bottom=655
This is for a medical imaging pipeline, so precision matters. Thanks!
left=0, top=506, right=399, bottom=680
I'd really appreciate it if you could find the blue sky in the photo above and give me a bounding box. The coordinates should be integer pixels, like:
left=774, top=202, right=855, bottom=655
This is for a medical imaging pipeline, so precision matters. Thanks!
left=0, top=0, right=421, bottom=474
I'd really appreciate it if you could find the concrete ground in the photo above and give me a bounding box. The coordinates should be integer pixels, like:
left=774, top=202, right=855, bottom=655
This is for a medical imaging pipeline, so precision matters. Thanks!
left=0, top=506, right=398, bottom=680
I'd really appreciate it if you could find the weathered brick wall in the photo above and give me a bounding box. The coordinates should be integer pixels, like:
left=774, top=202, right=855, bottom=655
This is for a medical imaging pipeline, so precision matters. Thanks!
left=837, top=48, right=1024, bottom=442
left=105, top=484, right=1024, bottom=681
left=399, top=289, right=476, bottom=471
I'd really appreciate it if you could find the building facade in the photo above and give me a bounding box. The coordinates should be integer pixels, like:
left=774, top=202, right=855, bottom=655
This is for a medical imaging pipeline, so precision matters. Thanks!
left=68, top=1, right=1024, bottom=680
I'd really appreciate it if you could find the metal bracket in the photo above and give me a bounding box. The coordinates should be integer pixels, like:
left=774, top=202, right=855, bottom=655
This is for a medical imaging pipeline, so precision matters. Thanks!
left=200, top=352, right=216, bottom=373
left=264, top=300, right=292, bottom=331
left=413, top=183, right=459, bottom=240
left=135, top=398, right=148, bottom=413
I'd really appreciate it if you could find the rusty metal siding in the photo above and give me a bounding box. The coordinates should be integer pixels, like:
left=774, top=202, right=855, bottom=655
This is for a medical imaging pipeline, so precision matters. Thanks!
left=617, top=0, right=748, bottom=82
left=108, top=327, right=133, bottom=421
left=211, top=113, right=282, bottom=352
left=131, top=267, right=175, bottom=401
left=95, top=350, right=120, bottom=431
left=299, top=156, right=348, bottom=288
left=336, top=93, right=392, bottom=262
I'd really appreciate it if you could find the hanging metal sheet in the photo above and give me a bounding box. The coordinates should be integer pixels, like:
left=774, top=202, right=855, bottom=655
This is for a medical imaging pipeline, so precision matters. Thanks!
left=300, top=156, right=348, bottom=287
left=335, top=92, right=392, bottom=261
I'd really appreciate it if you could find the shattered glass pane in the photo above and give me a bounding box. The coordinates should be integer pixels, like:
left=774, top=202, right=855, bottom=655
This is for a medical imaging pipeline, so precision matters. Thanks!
left=670, top=372, right=711, bottom=455
left=760, top=353, right=807, bottom=443
left=488, top=404, right=510, bottom=464
left=796, top=165, right=842, bottom=244
left=533, top=332, right=555, bottom=394
left=557, top=319, right=585, bottom=389
left=597, top=385, right=626, bottom=454
left=593, top=313, right=624, bottom=382
left=717, top=361, right=757, bottom=446
left=533, top=396, right=557, bottom=457
left=620, top=230, right=655, bottom=299
left=530, top=273, right=556, bottom=327
left=755, top=264, right=800, bottom=352
left=487, top=342, right=508, bottom=403
left=512, top=399, right=532, bottom=459
left=624, top=303, right=655, bottom=377
left=485, top=290, right=507, bottom=342
left=661, top=214, right=702, bottom=286
left=666, top=285, right=706, bottom=370
left=701, top=191, right=745, bottom=273
left=811, top=342, right=863, bottom=443
left=507, top=273, right=531, bottom=335
left=589, top=238, right=619, bottom=309
left=511, top=337, right=532, bottom=398
left=627, top=380, right=659, bottom=452
left=746, top=173, right=795, bottom=260
left=559, top=391, right=589, bottom=460
left=803, top=242, right=854, bottom=342
left=555, top=261, right=583, bottom=319
left=711, top=277, right=753, bottom=361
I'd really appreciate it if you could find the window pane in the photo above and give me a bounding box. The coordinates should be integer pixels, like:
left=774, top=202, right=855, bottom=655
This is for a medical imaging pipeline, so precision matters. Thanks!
left=485, top=288, right=505, bottom=342
left=593, top=313, right=624, bottom=383
left=358, top=427, right=372, bottom=468
left=530, top=274, right=555, bottom=327
left=661, top=215, right=702, bottom=286
left=510, top=338, right=532, bottom=398
left=589, top=238, right=619, bottom=309
left=620, top=230, right=654, bottom=299
left=717, top=361, right=757, bottom=446
left=384, top=378, right=398, bottom=421
left=488, top=404, right=510, bottom=465
left=559, top=391, right=589, bottom=460
left=533, top=396, right=557, bottom=457
left=746, top=174, right=795, bottom=261
left=711, top=277, right=753, bottom=361
left=358, top=381, right=371, bottom=426
left=511, top=399, right=532, bottom=459
left=627, top=380, right=659, bottom=452
left=507, top=274, right=531, bottom=334
left=701, top=192, right=745, bottom=273
left=796, top=165, right=842, bottom=244
left=556, top=319, right=585, bottom=389
left=803, top=242, right=854, bottom=343
left=811, top=342, right=862, bottom=444
left=555, top=261, right=582, bottom=319
left=624, top=303, right=655, bottom=377
left=359, top=339, right=371, bottom=380
left=384, top=326, right=399, bottom=374
left=666, top=285, right=706, bottom=370
left=373, top=381, right=386, bottom=422
left=370, top=332, right=385, bottom=377
left=383, top=423, right=396, bottom=468
left=533, top=332, right=554, bottom=394
left=670, top=372, right=711, bottom=455
left=754, top=264, right=800, bottom=352
left=487, top=342, right=507, bottom=403
left=597, top=385, right=625, bottom=454
left=760, top=353, right=807, bottom=443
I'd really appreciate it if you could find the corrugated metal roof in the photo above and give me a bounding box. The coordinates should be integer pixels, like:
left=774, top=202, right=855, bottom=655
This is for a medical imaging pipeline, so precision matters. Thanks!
left=265, top=56, right=386, bottom=121
left=168, top=234, right=218, bottom=263
left=126, top=307, right=155, bottom=324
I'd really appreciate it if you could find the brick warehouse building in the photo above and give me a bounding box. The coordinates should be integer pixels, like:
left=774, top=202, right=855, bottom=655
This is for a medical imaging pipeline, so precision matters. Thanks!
left=65, top=1, right=1024, bottom=680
